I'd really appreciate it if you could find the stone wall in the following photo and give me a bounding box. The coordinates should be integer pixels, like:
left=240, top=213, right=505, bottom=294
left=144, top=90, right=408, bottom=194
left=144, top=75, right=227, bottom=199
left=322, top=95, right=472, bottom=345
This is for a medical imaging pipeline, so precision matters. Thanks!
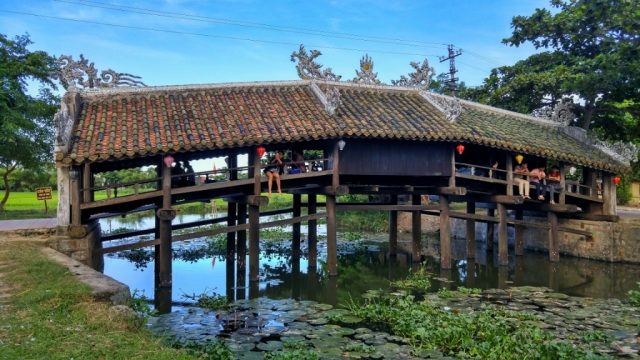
left=48, top=221, right=104, bottom=270
left=450, top=216, right=640, bottom=264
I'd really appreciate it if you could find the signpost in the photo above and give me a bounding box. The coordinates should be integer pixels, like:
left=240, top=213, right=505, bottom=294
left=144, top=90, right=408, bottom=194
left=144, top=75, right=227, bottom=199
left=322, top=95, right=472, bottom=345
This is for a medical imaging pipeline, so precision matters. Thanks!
left=36, top=187, right=53, bottom=213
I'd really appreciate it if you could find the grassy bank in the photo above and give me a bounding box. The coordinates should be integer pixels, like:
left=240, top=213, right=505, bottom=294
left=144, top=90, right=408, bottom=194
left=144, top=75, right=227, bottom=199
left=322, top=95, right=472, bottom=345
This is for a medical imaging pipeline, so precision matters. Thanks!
left=0, top=242, right=197, bottom=359
left=0, top=191, right=58, bottom=220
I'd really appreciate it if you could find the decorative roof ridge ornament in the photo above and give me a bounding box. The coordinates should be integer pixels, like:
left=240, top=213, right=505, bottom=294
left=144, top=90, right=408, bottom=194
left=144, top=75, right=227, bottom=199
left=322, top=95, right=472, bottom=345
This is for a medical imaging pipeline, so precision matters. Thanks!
left=391, top=58, right=435, bottom=91
left=590, top=137, right=638, bottom=166
left=530, top=99, right=575, bottom=126
left=310, top=82, right=341, bottom=116
left=56, top=54, right=146, bottom=91
left=351, top=54, right=381, bottom=85
left=290, top=44, right=342, bottom=81
left=420, top=91, right=463, bottom=123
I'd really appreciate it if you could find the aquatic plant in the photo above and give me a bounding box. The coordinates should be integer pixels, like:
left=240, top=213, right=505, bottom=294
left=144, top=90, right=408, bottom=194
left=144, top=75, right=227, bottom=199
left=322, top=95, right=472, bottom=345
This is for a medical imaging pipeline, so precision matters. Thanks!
left=390, top=265, right=432, bottom=293
left=166, top=339, right=233, bottom=359
left=181, top=289, right=228, bottom=310
left=342, top=292, right=603, bottom=359
left=128, top=289, right=156, bottom=318
left=264, top=341, right=319, bottom=360
left=629, top=282, right=640, bottom=307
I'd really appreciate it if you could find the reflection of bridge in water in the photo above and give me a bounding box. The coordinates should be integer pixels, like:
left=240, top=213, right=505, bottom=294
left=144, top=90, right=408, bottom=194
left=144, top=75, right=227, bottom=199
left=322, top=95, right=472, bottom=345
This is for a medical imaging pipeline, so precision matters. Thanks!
left=55, top=80, right=624, bottom=312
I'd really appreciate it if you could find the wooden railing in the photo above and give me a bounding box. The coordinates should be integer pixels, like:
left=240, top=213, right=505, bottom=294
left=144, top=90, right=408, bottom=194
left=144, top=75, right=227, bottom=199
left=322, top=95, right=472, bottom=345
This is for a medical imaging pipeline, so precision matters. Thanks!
left=454, top=162, right=508, bottom=182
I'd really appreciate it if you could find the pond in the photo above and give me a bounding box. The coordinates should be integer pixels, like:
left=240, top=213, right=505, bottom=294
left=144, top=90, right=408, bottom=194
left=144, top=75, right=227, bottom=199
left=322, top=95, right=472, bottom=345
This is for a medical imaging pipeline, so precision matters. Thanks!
left=101, top=213, right=640, bottom=306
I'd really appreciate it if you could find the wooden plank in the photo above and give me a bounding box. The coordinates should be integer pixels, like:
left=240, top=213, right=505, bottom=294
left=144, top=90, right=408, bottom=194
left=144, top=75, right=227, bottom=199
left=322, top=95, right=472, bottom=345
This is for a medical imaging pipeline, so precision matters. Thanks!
left=466, top=200, right=476, bottom=259
left=515, top=209, right=524, bottom=256
left=171, top=178, right=255, bottom=195
left=548, top=211, right=559, bottom=262
left=101, top=216, right=229, bottom=241
left=326, top=194, right=338, bottom=276
left=440, top=195, right=451, bottom=269
left=470, top=194, right=523, bottom=204
left=455, top=173, right=509, bottom=185
left=100, top=238, right=160, bottom=254
left=80, top=189, right=163, bottom=210
left=411, top=195, right=421, bottom=263
left=498, top=203, right=508, bottom=266
left=565, top=191, right=603, bottom=203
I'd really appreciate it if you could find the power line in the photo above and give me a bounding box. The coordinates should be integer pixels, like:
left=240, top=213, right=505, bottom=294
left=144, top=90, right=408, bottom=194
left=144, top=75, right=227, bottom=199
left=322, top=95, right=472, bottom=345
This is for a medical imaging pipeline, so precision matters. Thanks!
left=54, top=0, right=450, bottom=50
left=0, top=9, right=442, bottom=58
left=439, top=44, right=462, bottom=95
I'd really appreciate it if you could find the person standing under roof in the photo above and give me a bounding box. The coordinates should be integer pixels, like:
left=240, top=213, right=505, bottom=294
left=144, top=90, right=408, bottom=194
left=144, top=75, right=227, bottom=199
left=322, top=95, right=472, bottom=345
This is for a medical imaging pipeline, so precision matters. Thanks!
left=514, top=162, right=530, bottom=199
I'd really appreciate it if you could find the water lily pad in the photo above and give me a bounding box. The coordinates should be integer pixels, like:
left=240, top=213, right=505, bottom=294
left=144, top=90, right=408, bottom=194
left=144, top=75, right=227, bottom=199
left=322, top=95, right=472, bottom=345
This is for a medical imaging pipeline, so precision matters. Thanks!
left=256, top=340, right=283, bottom=352
left=309, top=317, right=329, bottom=325
left=337, top=315, right=363, bottom=326
left=312, top=303, right=334, bottom=311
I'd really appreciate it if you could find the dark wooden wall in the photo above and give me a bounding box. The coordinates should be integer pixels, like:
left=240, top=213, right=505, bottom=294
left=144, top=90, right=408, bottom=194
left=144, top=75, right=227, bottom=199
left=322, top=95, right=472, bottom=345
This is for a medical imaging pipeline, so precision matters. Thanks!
left=337, top=139, right=452, bottom=177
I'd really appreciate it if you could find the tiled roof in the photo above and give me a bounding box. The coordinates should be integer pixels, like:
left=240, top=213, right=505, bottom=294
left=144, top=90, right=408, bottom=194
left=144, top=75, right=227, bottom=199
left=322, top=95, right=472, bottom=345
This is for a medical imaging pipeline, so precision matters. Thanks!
left=58, top=80, right=626, bottom=173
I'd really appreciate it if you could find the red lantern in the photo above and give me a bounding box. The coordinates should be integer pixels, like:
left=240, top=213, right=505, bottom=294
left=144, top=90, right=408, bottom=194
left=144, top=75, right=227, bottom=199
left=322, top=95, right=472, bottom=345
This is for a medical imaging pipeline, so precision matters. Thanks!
left=613, top=176, right=621, bottom=186
left=456, top=144, right=465, bottom=155
left=163, top=154, right=174, bottom=168
left=256, top=146, right=266, bottom=157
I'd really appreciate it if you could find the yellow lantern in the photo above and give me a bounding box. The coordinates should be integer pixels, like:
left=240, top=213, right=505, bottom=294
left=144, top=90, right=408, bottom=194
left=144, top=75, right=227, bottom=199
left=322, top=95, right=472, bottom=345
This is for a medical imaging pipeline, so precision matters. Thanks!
left=515, top=154, right=524, bottom=164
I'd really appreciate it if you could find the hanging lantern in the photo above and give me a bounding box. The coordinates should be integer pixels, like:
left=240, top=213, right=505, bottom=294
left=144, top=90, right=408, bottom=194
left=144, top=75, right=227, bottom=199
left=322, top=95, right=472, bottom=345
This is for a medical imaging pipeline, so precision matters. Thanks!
left=455, top=143, right=465, bottom=155
left=613, top=176, right=621, bottom=186
left=163, top=154, right=174, bottom=168
left=515, top=154, right=524, bottom=165
left=256, top=146, right=266, bottom=157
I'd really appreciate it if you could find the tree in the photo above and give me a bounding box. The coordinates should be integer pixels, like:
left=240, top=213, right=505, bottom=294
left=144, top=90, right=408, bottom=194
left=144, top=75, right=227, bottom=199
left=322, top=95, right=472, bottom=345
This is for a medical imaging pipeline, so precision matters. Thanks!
left=0, top=33, right=59, bottom=210
left=472, top=0, right=640, bottom=132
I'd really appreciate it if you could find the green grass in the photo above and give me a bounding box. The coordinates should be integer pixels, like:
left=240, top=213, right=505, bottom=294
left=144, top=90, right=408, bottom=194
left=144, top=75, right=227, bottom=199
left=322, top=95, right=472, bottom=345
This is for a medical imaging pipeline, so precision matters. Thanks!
left=0, top=191, right=58, bottom=219
left=0, top=242, right=199, bottom=359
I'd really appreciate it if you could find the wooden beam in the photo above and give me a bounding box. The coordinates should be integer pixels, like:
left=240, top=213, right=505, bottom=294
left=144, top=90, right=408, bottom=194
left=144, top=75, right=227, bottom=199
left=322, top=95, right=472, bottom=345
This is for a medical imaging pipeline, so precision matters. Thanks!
left=487, top=208, right=495, bottom=250
left=515, top=209, right=524, bottom=256
left=332, top=142, right=340, bottom=190
left=83, top=162, right=92, bottom=202
left=506, top=153, right=514, bottom=196
left=559, top=162, right=567, bottom=205
left=337, top=204, right=439, bottom=211
left=389, top=194, right=398, bottom=256
left=227, top=202, right=237, bottom=259
left=548, top=211, right=559, bottom=262
left=448, top=148, right=456, bottom=188
left=470, top=194, right=524, bottom=205
left=602, top=173, right=616, bottom=216
left=412, top=195, right=421, bottom=263
left=237, top=202, right=247, bottom=262
left=437, top=187, right=466, bottom=196
left=466, top=200, right=476, bottom=259
left=253, top=149, right=262, bottom=196
left=497, top=203, right=508, bottom=266
left=326, top=194, right=338, bottom=276
left=440, top=195, right=451, bottom=269
left=157, top=161, right=173, bottom=294
left=70, top=175, right=81, bottom=226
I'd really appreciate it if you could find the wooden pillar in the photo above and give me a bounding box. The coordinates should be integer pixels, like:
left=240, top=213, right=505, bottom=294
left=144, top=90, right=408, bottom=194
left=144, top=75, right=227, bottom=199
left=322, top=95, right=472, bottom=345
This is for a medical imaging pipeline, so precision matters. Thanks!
left=229, top=151, right=238, bottom=181
left=515, top=209, right=524, bottom=256
left=326, top=194, right=338, bottom=276
left=439, top=195, right=451, bottom=269
left=82, top=162, right=93, bottom=203
left=486, top=208, right=495, bottom=250
left=225, top=253, right=235, bottom=302
left=237, top=203, right=247, bottom=261
left=497, top=203, right=508, bottom=266
left=292, top=194, right=301, bottom=259
left=226, top=201, right=237, bottom=260
left=559, top=162, right=566, bottom=204
left=236, top=202, right=247, bottom=301
left=411, top=194, right=422, bottom=263
left=389, top=194, right=398, bottom=256
left=332, top=142, right=340, bottom=189
left=449, top=147, right=456, bottom=188
left=602, top=173, right=617, bottom=215
left=252, top=148, right=262, bottom=195
left=248, top=204, right=260, bottom=281
left=506, top=154, right=513, bottom=196
left=156, top=160, right=175, bottom=314
left=70, top=170, right=81, bottom=226
left=548, top=211, right=559, bottom=262
left=307, top=194, right=317, bottom=269
left=466, top=200, right=476, bottom=259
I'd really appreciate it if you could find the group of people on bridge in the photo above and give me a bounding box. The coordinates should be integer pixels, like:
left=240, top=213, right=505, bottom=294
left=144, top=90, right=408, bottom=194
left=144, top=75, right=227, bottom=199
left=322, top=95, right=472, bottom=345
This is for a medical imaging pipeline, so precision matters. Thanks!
left=513, top=163, right=563, bottom=204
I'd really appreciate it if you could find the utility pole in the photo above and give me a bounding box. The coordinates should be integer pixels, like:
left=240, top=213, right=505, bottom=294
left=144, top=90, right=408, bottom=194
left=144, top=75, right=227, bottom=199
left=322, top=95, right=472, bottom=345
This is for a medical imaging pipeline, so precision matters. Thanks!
left=439, top=44, right=462, bottom=95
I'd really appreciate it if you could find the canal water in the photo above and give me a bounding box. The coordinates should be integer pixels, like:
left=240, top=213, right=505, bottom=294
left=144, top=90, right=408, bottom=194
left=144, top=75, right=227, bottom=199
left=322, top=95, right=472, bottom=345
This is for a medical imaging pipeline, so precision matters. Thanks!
left=100, top=211, right=640, bottom=306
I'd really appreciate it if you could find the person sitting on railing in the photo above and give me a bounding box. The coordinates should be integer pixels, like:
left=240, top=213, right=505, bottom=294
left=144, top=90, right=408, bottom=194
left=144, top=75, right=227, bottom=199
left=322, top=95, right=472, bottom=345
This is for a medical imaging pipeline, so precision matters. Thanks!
left=264, top=151, right=284, bottom=197
left=546, top=166, right=562, bottom=204
left=290, top=151, right=306, bottom=174
left=171, top=161, right=184, bottom=188
left=184, top=160, right=196, bottom=186
left=529, top=166, right=546, bottom=201
left=514, top=162, right=530, bottom=199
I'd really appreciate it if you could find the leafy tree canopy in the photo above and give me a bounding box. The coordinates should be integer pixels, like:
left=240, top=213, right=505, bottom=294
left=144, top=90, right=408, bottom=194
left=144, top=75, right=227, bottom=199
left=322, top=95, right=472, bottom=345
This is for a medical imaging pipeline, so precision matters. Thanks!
left=469, top=0, right=640, bottom=133
left=0, top=33, right=59, bottom=209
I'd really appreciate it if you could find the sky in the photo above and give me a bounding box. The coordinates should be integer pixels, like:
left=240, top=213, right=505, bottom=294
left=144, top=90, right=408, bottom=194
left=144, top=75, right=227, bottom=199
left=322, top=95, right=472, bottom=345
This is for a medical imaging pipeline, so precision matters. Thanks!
left=0, top=0, right=551, bottom=88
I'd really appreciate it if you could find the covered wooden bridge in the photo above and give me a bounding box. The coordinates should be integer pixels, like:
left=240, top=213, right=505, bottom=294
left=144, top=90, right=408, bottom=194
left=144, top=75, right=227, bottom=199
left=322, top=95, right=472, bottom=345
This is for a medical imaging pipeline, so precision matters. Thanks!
left=53, top=77, right=627, bottom=308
